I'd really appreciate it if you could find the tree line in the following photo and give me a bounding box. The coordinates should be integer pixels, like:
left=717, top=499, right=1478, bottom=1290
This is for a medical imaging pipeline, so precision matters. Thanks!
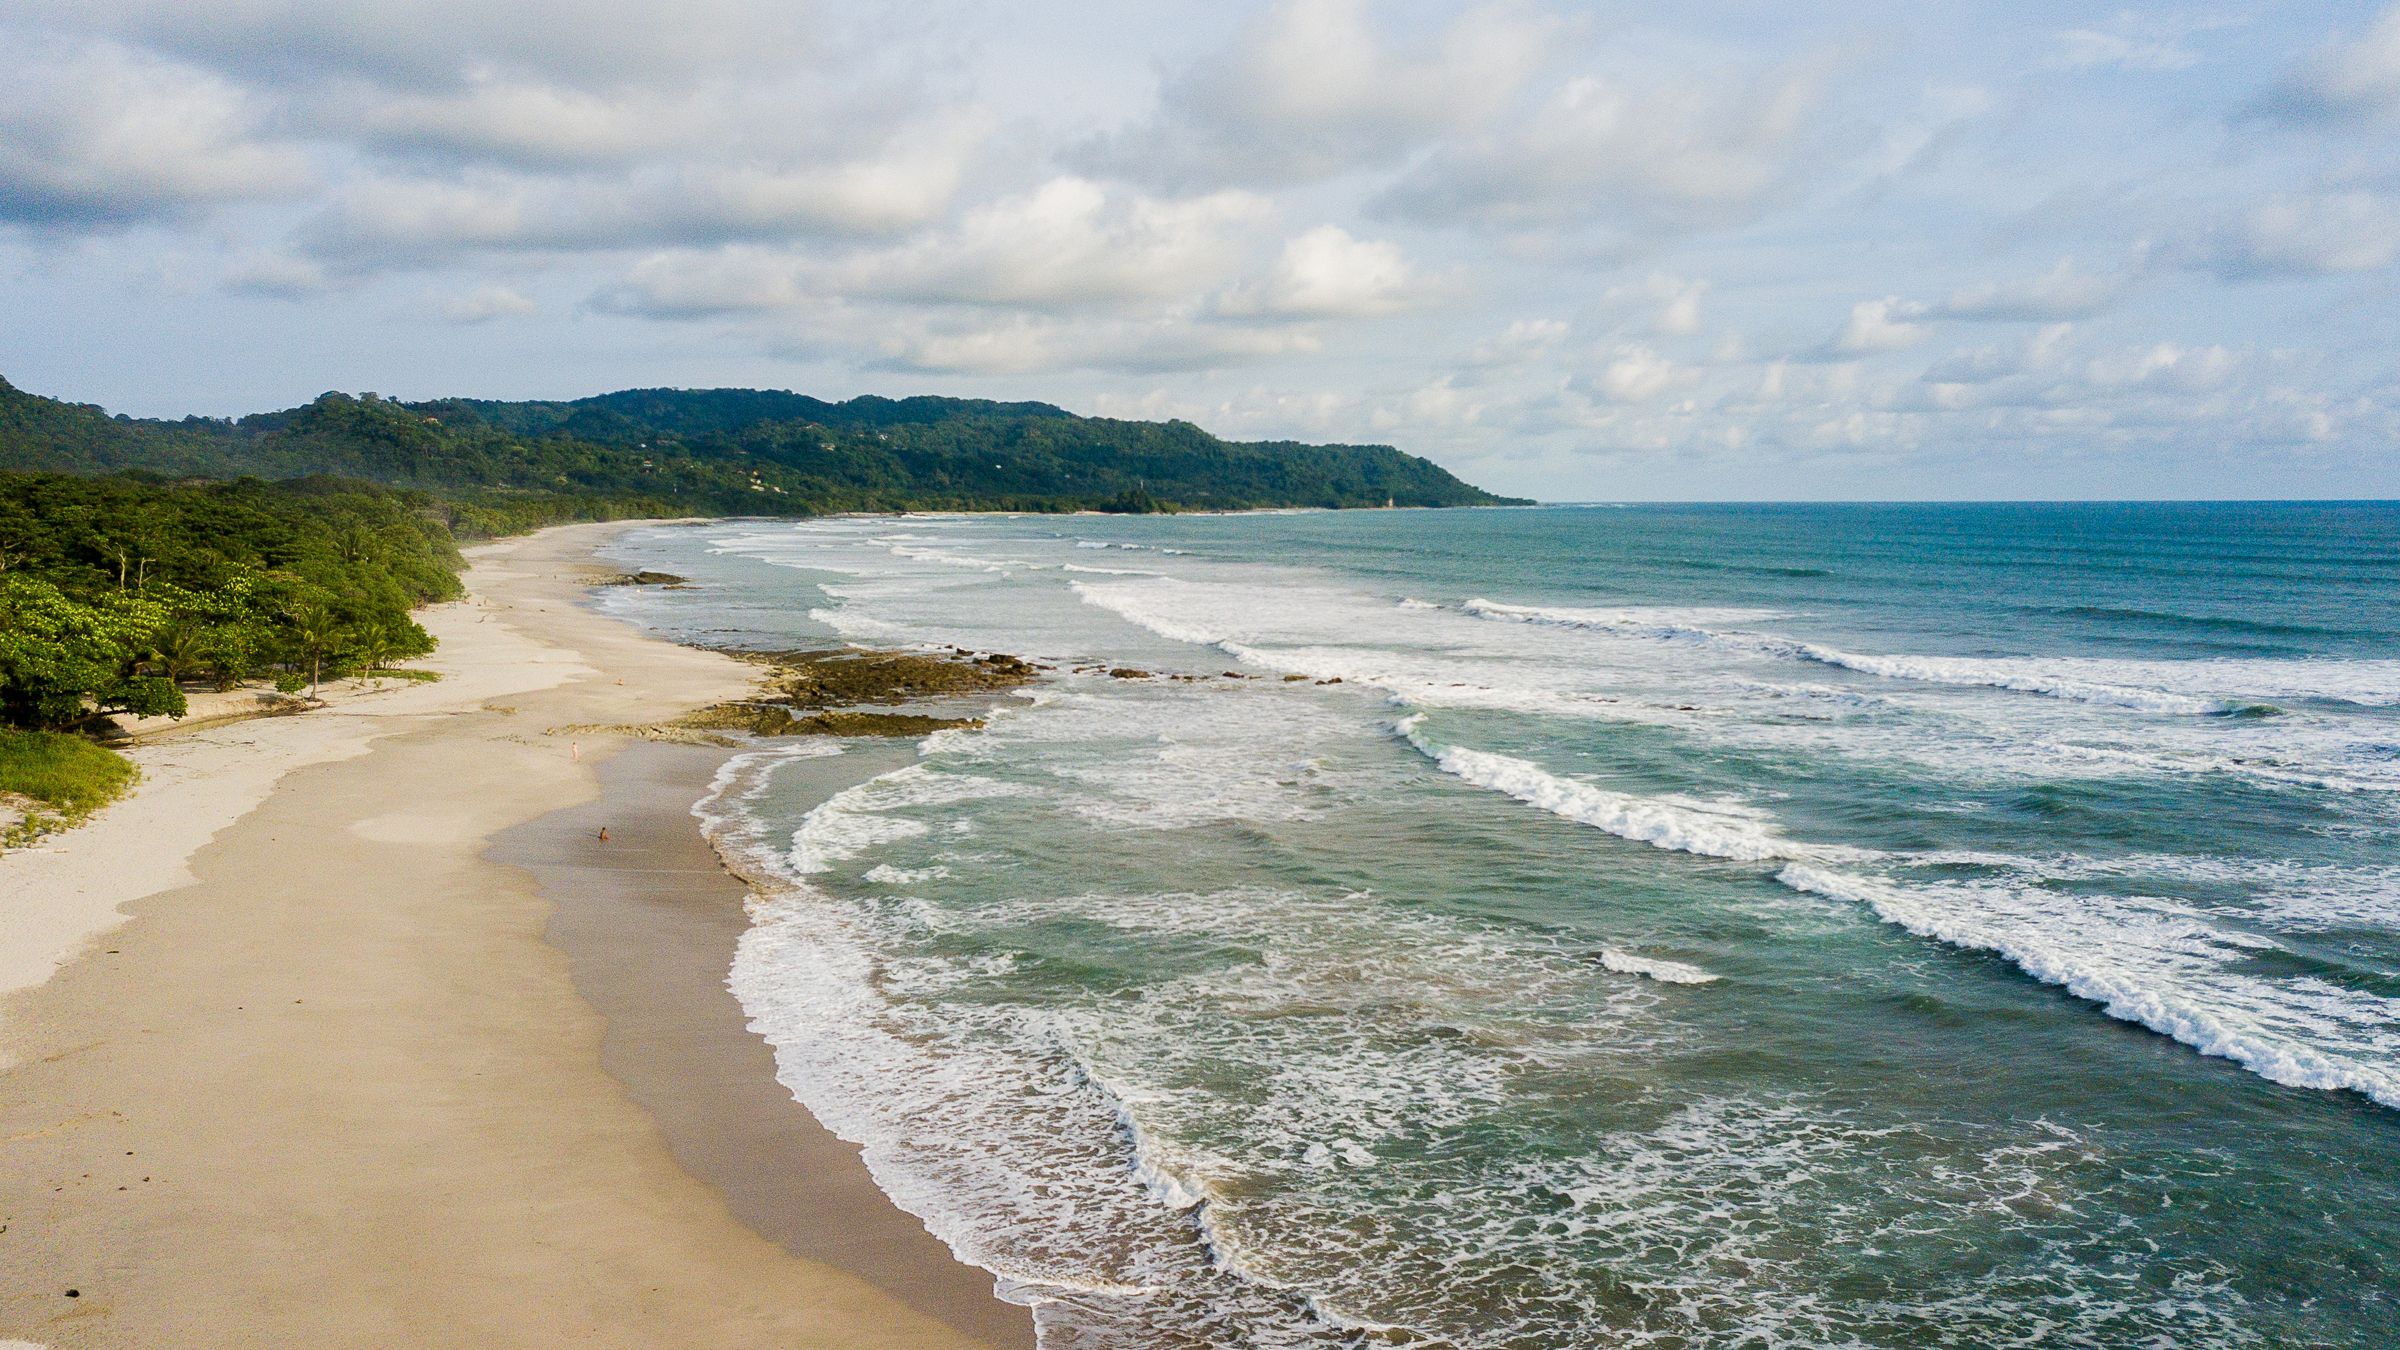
left=0, top=472, right=460, bottom=729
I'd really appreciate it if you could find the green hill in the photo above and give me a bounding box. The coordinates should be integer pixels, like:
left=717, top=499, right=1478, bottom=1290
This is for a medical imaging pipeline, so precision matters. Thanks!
left=0, top=376, right=1526, bottom=528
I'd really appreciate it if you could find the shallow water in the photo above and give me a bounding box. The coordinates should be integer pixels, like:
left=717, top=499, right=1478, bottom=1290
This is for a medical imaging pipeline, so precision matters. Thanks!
left=601, top=503, right=2400, bottom=1348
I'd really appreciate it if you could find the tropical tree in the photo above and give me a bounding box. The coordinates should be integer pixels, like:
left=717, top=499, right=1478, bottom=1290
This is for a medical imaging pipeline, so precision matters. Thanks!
left=0, top=574, right=185, bottom=729
left=283, top=602, right=345, bottom=699
left=149, top=622, right=208, bottom=684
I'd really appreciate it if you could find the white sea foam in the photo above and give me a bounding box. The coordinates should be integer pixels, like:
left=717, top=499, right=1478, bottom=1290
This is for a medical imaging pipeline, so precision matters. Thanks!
left=864, top=863, right=952, bottom=885
left=783, top=765, right=1023, bottom=876
left=730, top=873, right=1630, bottom=1347
left=976, top=680, right=1357, bottom=830
left=691, top=742, right=845, bottom=855
left=807, top=605, right=915, bottom=641
left=1463, top=598, right=1792, bottom=633
left=1777, top=863, right=2400, bottom=1111
left=1065, top=574, right=2393, bottom=795
left=1463, top=598, right=2259, bottom=715
left=1396, top=715, right=1837, bottom=863
left=788, top=804, right=927, bottom=875
left=1597, top=948, right=1721, bottom=984
left=1069, top=579, right=1686, bottom=722
left=1788, top=648, right=2239, bottom=716
left=1068, top=578, right=1231, bottom=648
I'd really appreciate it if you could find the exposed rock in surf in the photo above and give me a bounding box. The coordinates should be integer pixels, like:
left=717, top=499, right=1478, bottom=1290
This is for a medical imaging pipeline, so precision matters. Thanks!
left=563, top=646, right=1030, bottom=744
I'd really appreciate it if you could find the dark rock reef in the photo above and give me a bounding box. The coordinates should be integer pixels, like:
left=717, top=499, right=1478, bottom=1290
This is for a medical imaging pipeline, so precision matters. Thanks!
left=561, top=647, right=1041, bottom=744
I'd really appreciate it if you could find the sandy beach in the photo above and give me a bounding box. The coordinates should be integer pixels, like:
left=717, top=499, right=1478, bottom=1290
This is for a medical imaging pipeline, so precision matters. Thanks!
left=0, top=523, right=1032, bottom=1349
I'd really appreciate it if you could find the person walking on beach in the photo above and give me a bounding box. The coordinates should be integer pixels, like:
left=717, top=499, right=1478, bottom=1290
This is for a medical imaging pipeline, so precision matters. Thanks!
left=597, top=827, right=610, bottom=842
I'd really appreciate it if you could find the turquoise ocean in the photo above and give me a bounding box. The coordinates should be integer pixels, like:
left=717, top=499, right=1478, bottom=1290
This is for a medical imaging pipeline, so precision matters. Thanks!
left=596, top=503, right=2399, bottom=1348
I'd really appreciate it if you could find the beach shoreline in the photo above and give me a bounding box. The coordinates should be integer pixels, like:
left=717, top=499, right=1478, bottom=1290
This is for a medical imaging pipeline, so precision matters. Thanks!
left=494, top=736, right=1033, bottom=1346
left=0, top=521, right=1032, bottom=1349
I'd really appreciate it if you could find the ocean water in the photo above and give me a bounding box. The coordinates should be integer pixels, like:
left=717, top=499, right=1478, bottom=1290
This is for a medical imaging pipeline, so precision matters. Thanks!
left=596, top=503, right=2400, bottom=1348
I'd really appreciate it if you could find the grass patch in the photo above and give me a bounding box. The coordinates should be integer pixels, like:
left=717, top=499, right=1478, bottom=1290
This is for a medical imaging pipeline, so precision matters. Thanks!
left=0, top=729, right=139, bottom=848
left=363, top=667, right=444, bottom=682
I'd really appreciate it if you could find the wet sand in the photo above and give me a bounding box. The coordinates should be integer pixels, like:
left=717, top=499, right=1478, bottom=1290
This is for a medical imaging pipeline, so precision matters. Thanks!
left=495, top=738, right=1030, bottom=1346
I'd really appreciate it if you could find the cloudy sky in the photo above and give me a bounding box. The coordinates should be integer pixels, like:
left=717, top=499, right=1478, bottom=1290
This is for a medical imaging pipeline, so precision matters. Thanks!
left=3, top=1, right=2397, bottom=500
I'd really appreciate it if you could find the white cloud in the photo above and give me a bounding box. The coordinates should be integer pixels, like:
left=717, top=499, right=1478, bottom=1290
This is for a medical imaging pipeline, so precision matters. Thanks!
left=1920, top=323, right=2072, bottom=384
left=2081, top=342, right=2238, bottom=394
left=873, top=316, right=1321, bottom=376
left=2255, top=3, right=2400, bottom=121
left=1581, top=344, right=1693, bottom=403
left=2048, top=28, right=2200, bottom=73
left=1465, top=318, right=1571, bottom=368
left=602, top=246, right=813, bottom=316
left=301, top=122, right=987, bottom=263
left=2210, top=190, right=2400, bottom=278
left=306, top=174, right=538, bottom=258
left=1218, top=225, right=1418, bottom=319
left=1826, top=297, right=1930, bottom=356
left=1394, top=377, right=1484, bottom=429
left=223, top=251, right=331, bottom=298
left=838, top=177, right=1271, bottom=309
left=1075, top=0, right=1557, bottom=189
left=29, top=0, right=822, bottom=91
left=1606, top=273, right=1707, bottom=335
left=0, top=39, right=312, bottom=226
left=343, top=78, right=687, bottom=167
left=689, top=117, right=989, bottom=236
left=1933, top=259, right=2125, bottom=321
left=876, top=320, right=1059, bottom=376
left=439, top=284, right=536, bottom=323
left=1376, top=58, right=1833, bottom=237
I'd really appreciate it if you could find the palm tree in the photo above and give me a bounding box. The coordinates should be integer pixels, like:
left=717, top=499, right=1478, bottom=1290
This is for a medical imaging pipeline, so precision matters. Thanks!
left=353, top=620, right=396, bottom=674
left=286, top=605, right=344, bottom=699
left=150, top=623, right=205, bottom=685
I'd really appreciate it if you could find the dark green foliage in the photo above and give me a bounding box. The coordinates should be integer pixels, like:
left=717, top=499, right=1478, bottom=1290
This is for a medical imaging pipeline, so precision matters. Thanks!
left=1100, top=484, right=1165, bottom=514
left=0, top=471, right=461, bottom=727
left=0, top=575, right=184, bottom=728
left=0, top=376, right=1527, bottom=523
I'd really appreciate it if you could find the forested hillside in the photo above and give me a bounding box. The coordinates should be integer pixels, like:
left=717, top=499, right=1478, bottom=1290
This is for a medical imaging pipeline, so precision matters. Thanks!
left=0, top=376, right=1525, bottom=526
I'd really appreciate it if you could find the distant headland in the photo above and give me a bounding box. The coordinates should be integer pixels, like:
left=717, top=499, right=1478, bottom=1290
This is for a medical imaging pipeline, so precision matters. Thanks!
left=0, top=375, right=1527, bottom=530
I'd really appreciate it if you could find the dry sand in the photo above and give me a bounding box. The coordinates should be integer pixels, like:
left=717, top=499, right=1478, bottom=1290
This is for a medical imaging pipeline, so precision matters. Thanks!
left=0, top=523, right=1031, bottom=1349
